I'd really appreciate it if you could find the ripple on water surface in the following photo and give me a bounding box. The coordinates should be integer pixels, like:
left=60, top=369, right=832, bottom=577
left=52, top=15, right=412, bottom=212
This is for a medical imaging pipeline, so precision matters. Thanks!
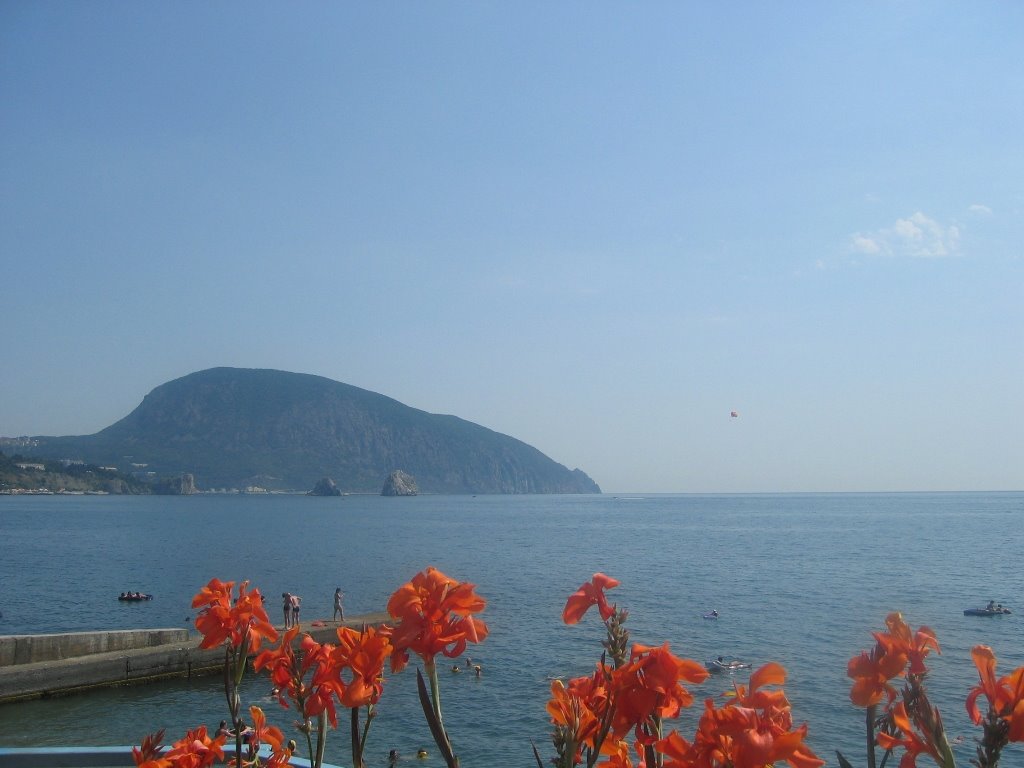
left=1, top=492, right=1022, bottom=765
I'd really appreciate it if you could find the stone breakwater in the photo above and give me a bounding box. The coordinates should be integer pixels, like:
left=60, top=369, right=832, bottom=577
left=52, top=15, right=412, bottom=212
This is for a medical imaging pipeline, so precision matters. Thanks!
left=0, top=614, right=389, bottom=705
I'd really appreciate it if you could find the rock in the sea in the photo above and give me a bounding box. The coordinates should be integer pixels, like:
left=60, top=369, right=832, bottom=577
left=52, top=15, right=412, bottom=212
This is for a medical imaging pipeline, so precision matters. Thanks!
left=309, top=477, right=342, bottom=496
left=381, top=470, right=418, bottom=497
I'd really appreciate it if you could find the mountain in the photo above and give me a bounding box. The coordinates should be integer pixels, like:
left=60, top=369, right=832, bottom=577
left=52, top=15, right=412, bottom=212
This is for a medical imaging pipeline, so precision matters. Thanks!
left=22, top=368, right=601, bottom=494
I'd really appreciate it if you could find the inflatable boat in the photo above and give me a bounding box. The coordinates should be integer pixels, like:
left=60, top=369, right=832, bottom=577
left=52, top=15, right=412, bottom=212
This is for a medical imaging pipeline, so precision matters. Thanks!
left=964, top=607, right=1010, bottom=617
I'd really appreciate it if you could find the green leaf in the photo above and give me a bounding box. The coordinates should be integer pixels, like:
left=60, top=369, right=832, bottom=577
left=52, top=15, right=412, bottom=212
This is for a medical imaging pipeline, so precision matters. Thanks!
left=416, top=668, right=457, bottom=768
left=530, top=740, right=545, bottom=768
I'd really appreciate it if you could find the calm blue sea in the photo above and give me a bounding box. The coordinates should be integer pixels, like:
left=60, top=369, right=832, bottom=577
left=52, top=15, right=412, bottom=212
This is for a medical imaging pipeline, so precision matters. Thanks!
left=1, top=493, right=1022, bottom=767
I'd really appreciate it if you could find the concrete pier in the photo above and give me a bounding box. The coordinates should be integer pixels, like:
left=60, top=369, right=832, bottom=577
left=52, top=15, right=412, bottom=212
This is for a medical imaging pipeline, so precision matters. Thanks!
left=0, top=614, right=389, bottom=705
left=0, top=629, right=191, bottom=667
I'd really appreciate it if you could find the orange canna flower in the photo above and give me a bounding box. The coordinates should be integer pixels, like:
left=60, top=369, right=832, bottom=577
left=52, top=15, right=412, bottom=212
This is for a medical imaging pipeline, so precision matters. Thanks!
left=386, top=567, right=488, bottom=672
left=598, top=738, right=643, bottom=768
left=254, top=627, right=345, bottom=727
left=254, top=625, right=301, bottom=705
left=563, top=573, right=621, bottom=625
left=332, top=625, right=392, bottom=708
left=247, top=705, right=287, bottom=754
left=547, top=678, right=603, bottom=762
left=876, top=701, right=943, bottom=768
left=611, top=643, right=708, bottom=736
left=163, top=727, right=226, bottom=768
left=133, top=730, right=171, bottom=768
left=966, top=645, right=1024, bottom=742
left=300, top=634, right=346, bottom=726
left=661, top=664, right=823, bottom=768
left=847, top=630, right=908, bottom=708
left=883, top=612, right=940, bottom=676
left=192, top=579, right=277, bottom=654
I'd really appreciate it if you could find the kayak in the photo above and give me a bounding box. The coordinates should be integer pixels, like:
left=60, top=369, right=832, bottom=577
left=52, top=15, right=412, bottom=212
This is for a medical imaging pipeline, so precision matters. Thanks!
left=118, top=594, right=153, bottom=601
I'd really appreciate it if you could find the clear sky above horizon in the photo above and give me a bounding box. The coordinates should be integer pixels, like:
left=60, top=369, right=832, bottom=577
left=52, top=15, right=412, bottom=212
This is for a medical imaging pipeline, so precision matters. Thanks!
left=2, top=3, right=1022, bottom=493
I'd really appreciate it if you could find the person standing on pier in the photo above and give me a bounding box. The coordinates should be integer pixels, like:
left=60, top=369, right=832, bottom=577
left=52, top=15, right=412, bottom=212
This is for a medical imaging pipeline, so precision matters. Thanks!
left=282, top=592, right=292, bottom=628
left=290, top=592, right=302, bottom=625
left=333, top=587, right=345, bottom=621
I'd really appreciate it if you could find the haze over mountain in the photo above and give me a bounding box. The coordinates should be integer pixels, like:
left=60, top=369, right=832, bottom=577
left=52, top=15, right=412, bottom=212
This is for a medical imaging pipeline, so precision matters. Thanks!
left=19, top=368, right=600, bottom=494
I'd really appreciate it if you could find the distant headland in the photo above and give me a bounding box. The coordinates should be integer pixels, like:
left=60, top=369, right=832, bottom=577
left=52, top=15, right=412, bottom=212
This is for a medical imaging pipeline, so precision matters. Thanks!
left=0, top=367, right=601, bottom=495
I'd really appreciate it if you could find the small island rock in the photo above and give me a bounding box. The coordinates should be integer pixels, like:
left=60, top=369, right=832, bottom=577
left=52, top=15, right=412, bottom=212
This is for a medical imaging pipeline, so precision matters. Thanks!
left=308, top=477, right=342, bottom=496
left=381, top=470, right=418, bottom=497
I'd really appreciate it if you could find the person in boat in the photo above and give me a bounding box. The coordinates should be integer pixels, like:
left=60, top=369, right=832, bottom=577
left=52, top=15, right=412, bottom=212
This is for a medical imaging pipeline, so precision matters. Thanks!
left=216, top=721, right=232, bottom=738
left=388, top=750, right=400, bottom=765
left=987, top=600, right=996, bottom=611
left=711, top=609, right=719, bottom=617
left=997, top=603, right=1005, bottom=613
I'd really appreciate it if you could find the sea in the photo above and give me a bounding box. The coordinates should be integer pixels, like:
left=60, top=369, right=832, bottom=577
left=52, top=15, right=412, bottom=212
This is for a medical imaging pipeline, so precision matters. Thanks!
left=0, top=492, right=1021, bottom=767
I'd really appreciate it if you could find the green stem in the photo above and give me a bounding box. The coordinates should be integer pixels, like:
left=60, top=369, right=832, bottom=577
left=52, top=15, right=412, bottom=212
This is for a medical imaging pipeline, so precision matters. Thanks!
left=304, top=723, right=315, bottom=768
left=357, top=704, right=374, bottom=767
left=423, top=659, right=457, bottom=768
left=314, top=712, right=327, bottom=768
left=350, top=706, right=361, bottom=768
left=426, top=657, right=444, bottom=727
left=866, top=704, right=877, bottom=768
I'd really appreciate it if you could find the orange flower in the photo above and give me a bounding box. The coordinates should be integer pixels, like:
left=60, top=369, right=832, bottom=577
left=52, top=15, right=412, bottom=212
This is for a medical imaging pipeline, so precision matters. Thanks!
left=253, top=627, right=345, bottom=727
left=563, top=573, right=620, bottom=625
left=966, top=645, right=1024, bottom=741
left=847, top=632, right=907, bottom=708
left=192, top=579, right=277, bottom=654
left=660, top=665, right=823, bottom=768
left=610, top=643, right=708, bottom=737
left=883, top=612, right=940, bottom=676
left=599, top=738, right=643, bottom=768
left=547, top=678, right=603, bottom=762
left=247, top=705, right=287, bottom=754
left=386, top=567, right=488, bottom=672
left=876, top=701, right=943, bottom=768
left=332, top=625, right=392, bottom=708
left=163, top=727, right=225, bottom=768
left=133, top=730, right=171, bottom=768
left=847, top=613, right=939, bottom=709
left=301, top=635, right=346, bottom=726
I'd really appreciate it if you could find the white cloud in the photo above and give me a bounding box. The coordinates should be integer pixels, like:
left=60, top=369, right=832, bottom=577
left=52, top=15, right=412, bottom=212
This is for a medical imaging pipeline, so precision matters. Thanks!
left=851, top=235, right=881, bottom=254
left=849, top=211, right=960, bottom=259
left=968, top=203, right=993, bottom=216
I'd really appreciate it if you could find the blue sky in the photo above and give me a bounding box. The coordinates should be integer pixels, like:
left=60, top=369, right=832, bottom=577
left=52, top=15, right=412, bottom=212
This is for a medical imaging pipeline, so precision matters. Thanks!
left=2, top=3, right=1022, bottom=493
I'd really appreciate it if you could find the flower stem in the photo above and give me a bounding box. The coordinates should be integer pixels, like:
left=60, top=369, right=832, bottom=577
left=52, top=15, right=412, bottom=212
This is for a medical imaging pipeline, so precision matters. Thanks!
left=866, top=704, right=877, bottom=768
left=350, top=706, right=361, bottom=768
left=314, top=712, right=327, bottom=768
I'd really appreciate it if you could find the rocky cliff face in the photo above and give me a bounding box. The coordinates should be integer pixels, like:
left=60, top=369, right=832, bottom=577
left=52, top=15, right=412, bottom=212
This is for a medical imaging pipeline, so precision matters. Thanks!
left=152, top=473, right=197, bottom=495
left=309, top=477, right=342, bottom=496
left=26, top=368, right=602, bottom=495
left=381, top=470, right=418, bottom=496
